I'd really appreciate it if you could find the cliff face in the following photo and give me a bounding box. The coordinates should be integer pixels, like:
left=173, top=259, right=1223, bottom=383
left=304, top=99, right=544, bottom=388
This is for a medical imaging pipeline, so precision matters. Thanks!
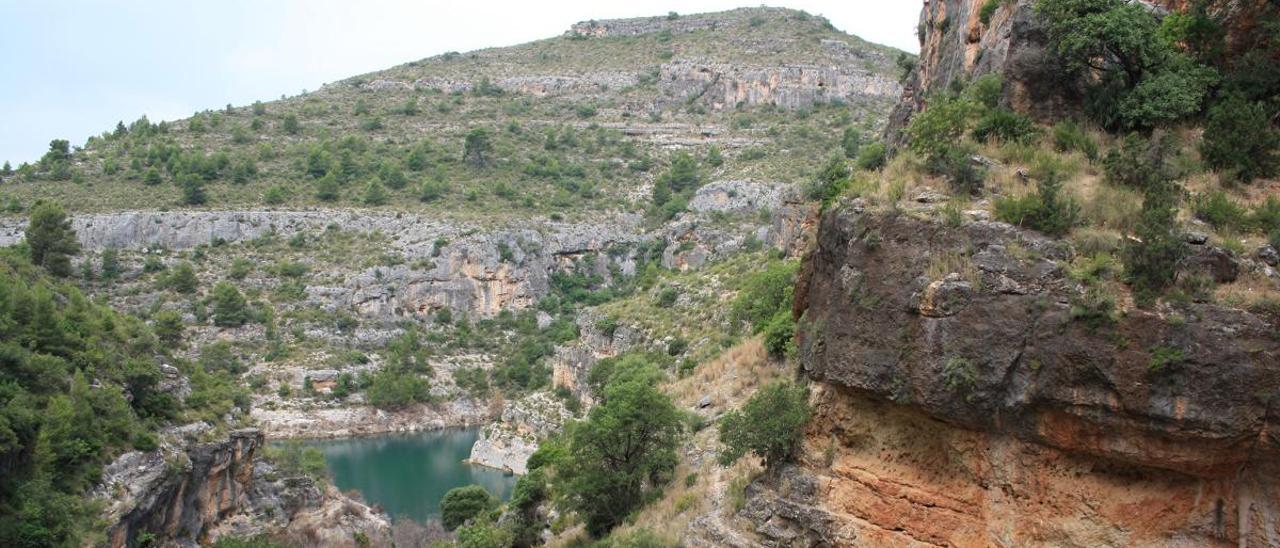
left=97, top=428, right=388, bottom=547
left=99, top=429, right=263, bottom=547
left=768, top=204, right=1280, bottom=546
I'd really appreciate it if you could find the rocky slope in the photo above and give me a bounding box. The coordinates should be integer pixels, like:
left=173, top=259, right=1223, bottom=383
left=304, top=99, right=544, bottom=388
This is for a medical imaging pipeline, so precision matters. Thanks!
left=750, top=201, right=1280, bottom=546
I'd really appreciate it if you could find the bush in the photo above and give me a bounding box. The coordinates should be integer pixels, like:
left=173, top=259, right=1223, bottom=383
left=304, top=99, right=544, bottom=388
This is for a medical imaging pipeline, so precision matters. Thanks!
left=1103, top=133, right=1178, bottom=190
left=211, top=282, right=250, bottom=327
left=993, top=171, right=1080, bottom=236
left=1051, top=120, right=1099, bottom=160
left=1191, top=191, right=1249, bottom=232
left=314, top=172, right=340, bottom=202
left=907, top=95, right=971, bottom=159
left=855, top=141, right=888, bottom=170
left=265, top=441, right=327, bottom=481
left=463, top=128, right=492, bottom=167
left=441, top=485, right=498, bottom=530
left=282, top=113, right=300, bottom=135
left=807, top=155, right=850, bottom=203
left=164, top=262, right=199, bottom=293
left=263, top=185, right=288, bottom=205
left=972, top=108, right=1039, bottom=144
left=927, top=145, right=985, bottom=195
left=26, top=201, right=80, bottom=277
left=965, top=74, right=1004, bottom=110
left=1125, top=177, right=1186, bottom=303
left=1039, top=0, right=1216, bottom=131
left=760, top=310, right=796, bottom=359
left=178, top=173, right=207, bottom=206
left=1201, top=94, right=1280, bottom=183
left=731, top=260, right=798, bottom=332
left=365, top=369, right=430, bottom=409
left=718, top=382, right=811, bottom=467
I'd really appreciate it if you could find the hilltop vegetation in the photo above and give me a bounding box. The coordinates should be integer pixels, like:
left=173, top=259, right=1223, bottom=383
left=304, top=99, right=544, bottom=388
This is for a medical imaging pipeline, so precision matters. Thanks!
left=0, top=7, right=903, bottom=223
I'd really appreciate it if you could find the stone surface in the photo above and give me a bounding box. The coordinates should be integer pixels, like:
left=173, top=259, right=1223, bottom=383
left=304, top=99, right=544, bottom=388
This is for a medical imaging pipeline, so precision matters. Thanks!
left=796, top=207, right=1280, bottom=478
left=742, top=386, right=1280, bottom=547
left=467, top=393, right=573, bottom=474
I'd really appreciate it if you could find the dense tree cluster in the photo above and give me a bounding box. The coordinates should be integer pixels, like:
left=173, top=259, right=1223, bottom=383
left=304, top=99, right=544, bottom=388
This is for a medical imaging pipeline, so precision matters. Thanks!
left=0, top=248, right=189, bottom=545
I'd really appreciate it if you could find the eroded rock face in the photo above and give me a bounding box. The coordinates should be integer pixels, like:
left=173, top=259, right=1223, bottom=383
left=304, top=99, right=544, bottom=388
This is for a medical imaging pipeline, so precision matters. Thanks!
left=99, top=429, right=263, bottom=547
left=796, top=206, right=1280, bottom=477
left=467, top=393, right=573, bottom=474
left=98, top=428, right=389, bottom=547
left=743, top=386, right=1280, bottom=547
left=783, top=205, right=1280, bottom=544
left=658, top=61, right=900, bottom=111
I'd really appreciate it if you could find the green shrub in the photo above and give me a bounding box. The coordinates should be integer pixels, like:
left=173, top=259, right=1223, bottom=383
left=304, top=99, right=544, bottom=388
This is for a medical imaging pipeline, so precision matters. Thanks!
left=907, top=96, right=972, bottom=158
left=211, top=282, right=249, bottom=327
left=731, top=261, right=798, bottom=332
left=441, top=485, right=498, bottom=530
left=263, top=185, right=288, bottom=205
left=164, top=262, right=199, bottom=293
left=942, top=357, right=977, bottom=396
left=993, top=170, right=1080, bottom=236
left=718, top=382, right=810, bottom=467
left=265, top=441, right=328, bottom=481
left=1125, top=176, right=1186, bottom=304
left=855, top=142, right=888, bottom=170
left=1201, top=94, right=1280, bottom=183
left=563, top=366, right=682, bottom=537
left=972, top=108, right=1039, bottom=144
left=26, top=201, right=81, bottom=277
left=761, top=310, right=796, bottom=359
left=965, top=74, right=1004, bottom=110
left=1051, top=120, right=1099, bottom=160
left=1103, top=133, right=1178, bottom=190
left=926, top=145, right=985, bottom=195
left=1191, top=191, right=1249, bottom=232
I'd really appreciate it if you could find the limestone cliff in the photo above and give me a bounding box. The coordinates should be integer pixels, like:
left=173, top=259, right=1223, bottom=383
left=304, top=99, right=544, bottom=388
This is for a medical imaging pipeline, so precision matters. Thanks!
left=757, top=202, right=1280, bottom=546
left=96, top=428, right=389, bottom=547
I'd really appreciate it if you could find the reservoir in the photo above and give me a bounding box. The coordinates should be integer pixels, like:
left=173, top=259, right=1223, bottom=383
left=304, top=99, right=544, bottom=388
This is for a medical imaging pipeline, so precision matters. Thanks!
left=307, top=428, right=516, bottom=523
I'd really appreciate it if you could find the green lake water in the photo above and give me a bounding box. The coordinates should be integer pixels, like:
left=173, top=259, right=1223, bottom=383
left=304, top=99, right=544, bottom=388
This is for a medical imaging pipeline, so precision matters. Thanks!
left=306, top=428, right=516, bottom=523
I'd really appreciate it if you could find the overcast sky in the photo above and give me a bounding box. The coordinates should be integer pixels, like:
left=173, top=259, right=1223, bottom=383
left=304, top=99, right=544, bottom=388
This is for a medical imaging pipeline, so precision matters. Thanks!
left=0, top=1, right=921, bottom=165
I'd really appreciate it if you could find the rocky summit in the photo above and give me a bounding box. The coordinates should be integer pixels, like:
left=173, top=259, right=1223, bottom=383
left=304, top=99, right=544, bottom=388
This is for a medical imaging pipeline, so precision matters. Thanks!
left=2, top=2, right=1280, bottom=547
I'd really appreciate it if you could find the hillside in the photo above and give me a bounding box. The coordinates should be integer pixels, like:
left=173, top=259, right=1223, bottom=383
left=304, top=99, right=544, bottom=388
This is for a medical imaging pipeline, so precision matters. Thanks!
left=3, top=1, right=1278, bottom=547
left=0, top=7, right=901, bottom=220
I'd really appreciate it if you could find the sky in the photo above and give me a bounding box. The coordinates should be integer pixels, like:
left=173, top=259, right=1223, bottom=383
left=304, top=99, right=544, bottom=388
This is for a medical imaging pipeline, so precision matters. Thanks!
left=0, top=1, right=921, bottom=165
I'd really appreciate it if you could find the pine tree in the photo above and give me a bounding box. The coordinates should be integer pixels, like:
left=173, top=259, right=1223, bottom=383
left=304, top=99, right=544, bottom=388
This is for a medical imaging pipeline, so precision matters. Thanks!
left=26, top=201, right=80, bottom=277
left=143, top=166, right=163, bottom=186
left=1, top=161, right=11, bottom=176
left=1125, top=176, right=1186, bottom=304
left=282, top=113, right=301, bottom=135
left=361, top=178, right=388, bottom=206
left=212, top=282, right=250, bottom=327
left=314, top=172, right=340, bottom=202
left=463, top=129, right=492, bottom=167
left=179, top=173, right=207, bottom=205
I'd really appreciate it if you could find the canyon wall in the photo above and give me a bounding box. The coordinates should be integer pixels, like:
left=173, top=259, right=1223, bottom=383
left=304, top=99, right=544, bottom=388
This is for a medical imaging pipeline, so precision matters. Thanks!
left=765, top=202, right=1280, bottom=546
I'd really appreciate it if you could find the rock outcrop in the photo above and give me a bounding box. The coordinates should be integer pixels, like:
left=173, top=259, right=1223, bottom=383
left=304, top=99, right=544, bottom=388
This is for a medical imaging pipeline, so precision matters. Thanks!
left=467, top=393, right=573, bottom=474
left=97, top=428, right=388, bottom=547
left=772, top=204, right=1280, bottom=545
left=657, top=61, right=900, bottom=111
